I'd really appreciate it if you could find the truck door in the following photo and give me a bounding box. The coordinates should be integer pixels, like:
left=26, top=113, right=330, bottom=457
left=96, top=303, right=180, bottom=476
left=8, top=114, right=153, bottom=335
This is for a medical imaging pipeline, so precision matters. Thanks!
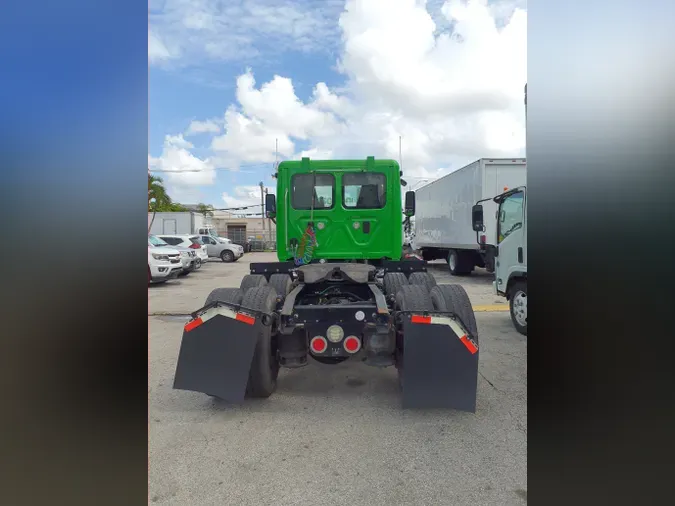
left=340, top=172, right=390, bottom=258
left=201, top=235, right=217, bottom=257
left=285, top=172, right=335, bottom=260
left=495, top=190, right=526, bottom=294
left=164, top=219, right=177, bottom=234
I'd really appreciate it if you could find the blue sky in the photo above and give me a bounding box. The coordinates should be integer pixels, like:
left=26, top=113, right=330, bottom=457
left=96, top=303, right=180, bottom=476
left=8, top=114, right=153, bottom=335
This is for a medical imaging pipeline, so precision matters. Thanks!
left=149, top=0, right=527, bottom=209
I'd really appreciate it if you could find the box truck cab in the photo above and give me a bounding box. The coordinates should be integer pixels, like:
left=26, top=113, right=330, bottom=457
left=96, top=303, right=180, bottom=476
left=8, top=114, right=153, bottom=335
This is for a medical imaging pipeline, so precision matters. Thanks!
left=472, top=186, right=527, bottom=335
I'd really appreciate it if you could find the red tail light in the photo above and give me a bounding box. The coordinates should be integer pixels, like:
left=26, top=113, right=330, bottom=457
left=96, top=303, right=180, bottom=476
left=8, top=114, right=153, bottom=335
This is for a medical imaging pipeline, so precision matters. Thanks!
left=310, top=336, right=327, bottom=354
left=480, top=235, right=486, bottom=244
left=189, top=243, right=201, bottom=249
left=343, top=336, right=361, bottom=353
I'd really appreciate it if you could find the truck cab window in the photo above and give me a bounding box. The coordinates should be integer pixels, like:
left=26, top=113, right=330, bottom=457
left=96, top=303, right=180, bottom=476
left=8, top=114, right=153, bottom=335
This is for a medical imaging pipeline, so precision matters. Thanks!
left=291, top=173, right=334, bottom=210
left=343, top=172, right=386, bottom=209
left=498, top=191, right=524, bottom=243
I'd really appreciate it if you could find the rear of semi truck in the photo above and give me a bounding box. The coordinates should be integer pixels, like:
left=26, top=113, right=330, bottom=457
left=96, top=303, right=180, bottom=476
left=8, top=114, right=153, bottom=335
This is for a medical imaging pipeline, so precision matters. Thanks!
left=412, top=158, right=526, bottom=275
left=172, top=156, right=481, bottom=412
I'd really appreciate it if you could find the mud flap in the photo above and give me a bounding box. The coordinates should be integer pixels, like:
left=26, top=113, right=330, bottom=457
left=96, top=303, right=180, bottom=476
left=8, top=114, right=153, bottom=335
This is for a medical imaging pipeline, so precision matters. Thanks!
left=173, top=308, right=262, bottom=404
left=401, top=314, right=479, bottom=412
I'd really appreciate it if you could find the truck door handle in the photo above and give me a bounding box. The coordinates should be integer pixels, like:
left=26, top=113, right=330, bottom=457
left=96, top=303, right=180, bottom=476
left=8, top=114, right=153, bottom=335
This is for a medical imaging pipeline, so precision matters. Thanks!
left=518, top=247, right=523, bottom=263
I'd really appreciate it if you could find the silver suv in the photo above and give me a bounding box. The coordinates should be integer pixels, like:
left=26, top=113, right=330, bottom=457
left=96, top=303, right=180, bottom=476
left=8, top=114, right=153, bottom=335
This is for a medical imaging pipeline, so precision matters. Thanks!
left=199, top=235, right=244, bottom=262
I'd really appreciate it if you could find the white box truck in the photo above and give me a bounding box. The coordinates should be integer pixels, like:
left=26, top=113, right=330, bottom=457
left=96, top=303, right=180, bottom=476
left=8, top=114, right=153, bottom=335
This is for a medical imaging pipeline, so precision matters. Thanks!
left=147, top=212, right=219, bottom=237
left=411, top=158, right=526, bottom=275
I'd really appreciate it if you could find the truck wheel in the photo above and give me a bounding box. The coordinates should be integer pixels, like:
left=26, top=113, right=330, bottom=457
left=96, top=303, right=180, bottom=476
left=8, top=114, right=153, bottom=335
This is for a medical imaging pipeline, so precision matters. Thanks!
left=220, top=250, right=235, bottom=263
left=204, top=288, right=244, bottom=306
left=448, top=250, right=473, bottom=276
left=395, top=285, right=435, bottom=388
left=508, top=281, right=527, bottom=336
left=240, top=274, right=267, bottom=292
left=383, top=272, right=408, bottom=298
left=430, top=285, right=479, bottom=345
left=242, top=285, right=280, bottom=398
left=408, top=272, right=437, bottom=291
left=268, top=274, right=293, bottom=302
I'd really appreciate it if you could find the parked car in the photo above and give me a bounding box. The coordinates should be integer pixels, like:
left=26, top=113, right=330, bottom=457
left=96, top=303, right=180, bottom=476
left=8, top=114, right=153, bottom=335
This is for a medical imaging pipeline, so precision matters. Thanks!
left=199, top=234, right=244, bottom=262
left=148, top=235, right=197, bottom=275
left=156, top=234, right=208, bottom=267
left=148, top=245, right=182, bottom=284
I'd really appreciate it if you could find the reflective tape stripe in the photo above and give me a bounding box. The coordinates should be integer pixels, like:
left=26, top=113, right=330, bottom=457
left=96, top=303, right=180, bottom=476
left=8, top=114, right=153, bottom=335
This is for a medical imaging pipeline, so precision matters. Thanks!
left=184, top=306, right=256, bottom=332
left=184, top=317, right=203, bottom=332
left=409, top=314, right=478, bottom=354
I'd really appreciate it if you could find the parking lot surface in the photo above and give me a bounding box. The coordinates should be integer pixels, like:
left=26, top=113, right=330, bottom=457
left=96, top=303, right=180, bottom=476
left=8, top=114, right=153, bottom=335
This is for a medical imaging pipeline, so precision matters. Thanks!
left=149, top=253, right=527, bottom=506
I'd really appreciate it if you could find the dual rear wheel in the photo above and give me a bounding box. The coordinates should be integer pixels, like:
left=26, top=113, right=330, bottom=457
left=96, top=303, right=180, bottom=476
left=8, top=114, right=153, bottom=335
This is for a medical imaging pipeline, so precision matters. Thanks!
left=385, top=272, right=478, bottom=388
left=205, top=273, right=294, bottom=399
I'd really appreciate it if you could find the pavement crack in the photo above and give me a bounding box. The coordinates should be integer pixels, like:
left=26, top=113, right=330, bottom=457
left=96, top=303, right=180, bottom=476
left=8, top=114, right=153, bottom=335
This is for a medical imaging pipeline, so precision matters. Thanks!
left=479, top=372, right=501, bottom=392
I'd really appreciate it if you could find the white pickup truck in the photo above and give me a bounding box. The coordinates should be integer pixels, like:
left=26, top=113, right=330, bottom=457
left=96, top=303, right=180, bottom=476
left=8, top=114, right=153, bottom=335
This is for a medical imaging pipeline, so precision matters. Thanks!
left=148, top=245, right=183, bottom=284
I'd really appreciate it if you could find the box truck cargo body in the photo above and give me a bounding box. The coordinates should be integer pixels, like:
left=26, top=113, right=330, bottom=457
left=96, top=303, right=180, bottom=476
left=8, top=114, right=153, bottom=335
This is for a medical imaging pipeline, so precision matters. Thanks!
left=412, top=158, right=526, bottom=275
left=148, top=212, right=217, bottom=236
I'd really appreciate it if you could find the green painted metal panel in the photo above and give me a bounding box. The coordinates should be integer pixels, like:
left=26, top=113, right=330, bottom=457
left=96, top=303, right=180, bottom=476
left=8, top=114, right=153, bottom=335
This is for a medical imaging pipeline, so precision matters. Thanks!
left=274, top=157, right=403, bottom=262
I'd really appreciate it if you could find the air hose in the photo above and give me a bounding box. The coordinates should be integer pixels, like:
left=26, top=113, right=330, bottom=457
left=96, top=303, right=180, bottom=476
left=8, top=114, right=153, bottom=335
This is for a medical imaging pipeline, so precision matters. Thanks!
left=293, top=223, right=317, bottom=266
left=292, top=172, right=319, bottom=266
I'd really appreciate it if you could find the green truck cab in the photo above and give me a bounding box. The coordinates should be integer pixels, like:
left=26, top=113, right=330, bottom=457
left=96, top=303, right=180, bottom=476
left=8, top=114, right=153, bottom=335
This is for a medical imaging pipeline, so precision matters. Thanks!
left=266, top=156, right=407, bottom=263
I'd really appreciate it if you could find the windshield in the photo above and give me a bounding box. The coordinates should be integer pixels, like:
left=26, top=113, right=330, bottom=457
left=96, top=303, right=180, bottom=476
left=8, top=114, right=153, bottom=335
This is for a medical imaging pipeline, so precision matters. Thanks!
left=148, top=235, right=168, bottom=247
left=498, top=191, right=524, bottom=243
left=291, top=173, right=334, bottom=210
left=343, top=172, right=386, bottom=209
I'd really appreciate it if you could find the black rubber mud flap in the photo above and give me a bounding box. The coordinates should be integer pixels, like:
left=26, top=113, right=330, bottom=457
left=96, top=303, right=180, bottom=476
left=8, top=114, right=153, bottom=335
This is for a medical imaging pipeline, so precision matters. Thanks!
left=401, top=315, right=479, bottom=412
left=173, top=314, right=261, bottom=404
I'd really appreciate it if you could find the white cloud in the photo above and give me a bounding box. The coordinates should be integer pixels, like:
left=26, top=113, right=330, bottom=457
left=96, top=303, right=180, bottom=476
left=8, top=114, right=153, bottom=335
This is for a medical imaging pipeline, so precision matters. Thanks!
left=148, top=134, right=216, bottom=190
left=211, top=107, right=296, bottom=163
left=222, top=185, right=276, bottom=210
left=149, top=0, right=345, bottom=67
left=153, top=0, right=527, bottom=183
left=234, top=71, right=344, bottom=139
left=185, top=119, right=221, bottom=135
left=148, top=30, right=176, bottom=64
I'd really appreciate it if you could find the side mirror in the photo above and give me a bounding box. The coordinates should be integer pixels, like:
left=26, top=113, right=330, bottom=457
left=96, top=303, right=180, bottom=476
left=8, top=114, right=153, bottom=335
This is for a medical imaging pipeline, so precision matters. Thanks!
left=471, top=204, right=484, bottom=231
left=265, top=193, right=276, bottom=218
left=404, top=191, right=415, bottom=216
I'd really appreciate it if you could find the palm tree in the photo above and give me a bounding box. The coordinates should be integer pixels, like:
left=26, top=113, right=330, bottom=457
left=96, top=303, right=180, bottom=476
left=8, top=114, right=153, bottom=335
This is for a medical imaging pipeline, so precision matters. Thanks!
left=148, top=174, right=188, bottom=211
left=148, top=174, right=171, bottom=210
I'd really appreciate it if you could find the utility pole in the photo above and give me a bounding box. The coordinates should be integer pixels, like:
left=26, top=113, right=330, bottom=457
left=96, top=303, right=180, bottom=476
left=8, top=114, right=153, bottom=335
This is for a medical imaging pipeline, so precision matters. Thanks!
left=259, top=181, right=265, bottom=232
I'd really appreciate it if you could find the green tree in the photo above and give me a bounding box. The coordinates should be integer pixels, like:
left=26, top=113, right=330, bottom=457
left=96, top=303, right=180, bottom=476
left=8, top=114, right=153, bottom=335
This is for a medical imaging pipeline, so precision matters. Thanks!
left=196, top=202, right=215, bottom=217
left=148, top=174, right=188, bottom=212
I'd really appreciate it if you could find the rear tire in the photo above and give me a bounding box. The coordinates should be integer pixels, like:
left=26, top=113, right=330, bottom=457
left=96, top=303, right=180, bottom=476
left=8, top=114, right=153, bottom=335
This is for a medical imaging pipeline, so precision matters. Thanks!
left=221, top=250, right=235, bottom=262
left=408, top=272, right=437, bottom=292
left=242, top=286, right=280, bottom=398
left=240, top=274, right=267, bottom=292
left=383, top=272, right=408, bottom=298
left=447, top=250, right=473, bottom=276
left=430, top=285, right=479, bottom=345
left=204, top=288, right=244, bottom=306
left=508, top=281, right=527, bottom=336
left=268, top=274, right=293, bottom=302
left=394, top=285, right=435, bottom=388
